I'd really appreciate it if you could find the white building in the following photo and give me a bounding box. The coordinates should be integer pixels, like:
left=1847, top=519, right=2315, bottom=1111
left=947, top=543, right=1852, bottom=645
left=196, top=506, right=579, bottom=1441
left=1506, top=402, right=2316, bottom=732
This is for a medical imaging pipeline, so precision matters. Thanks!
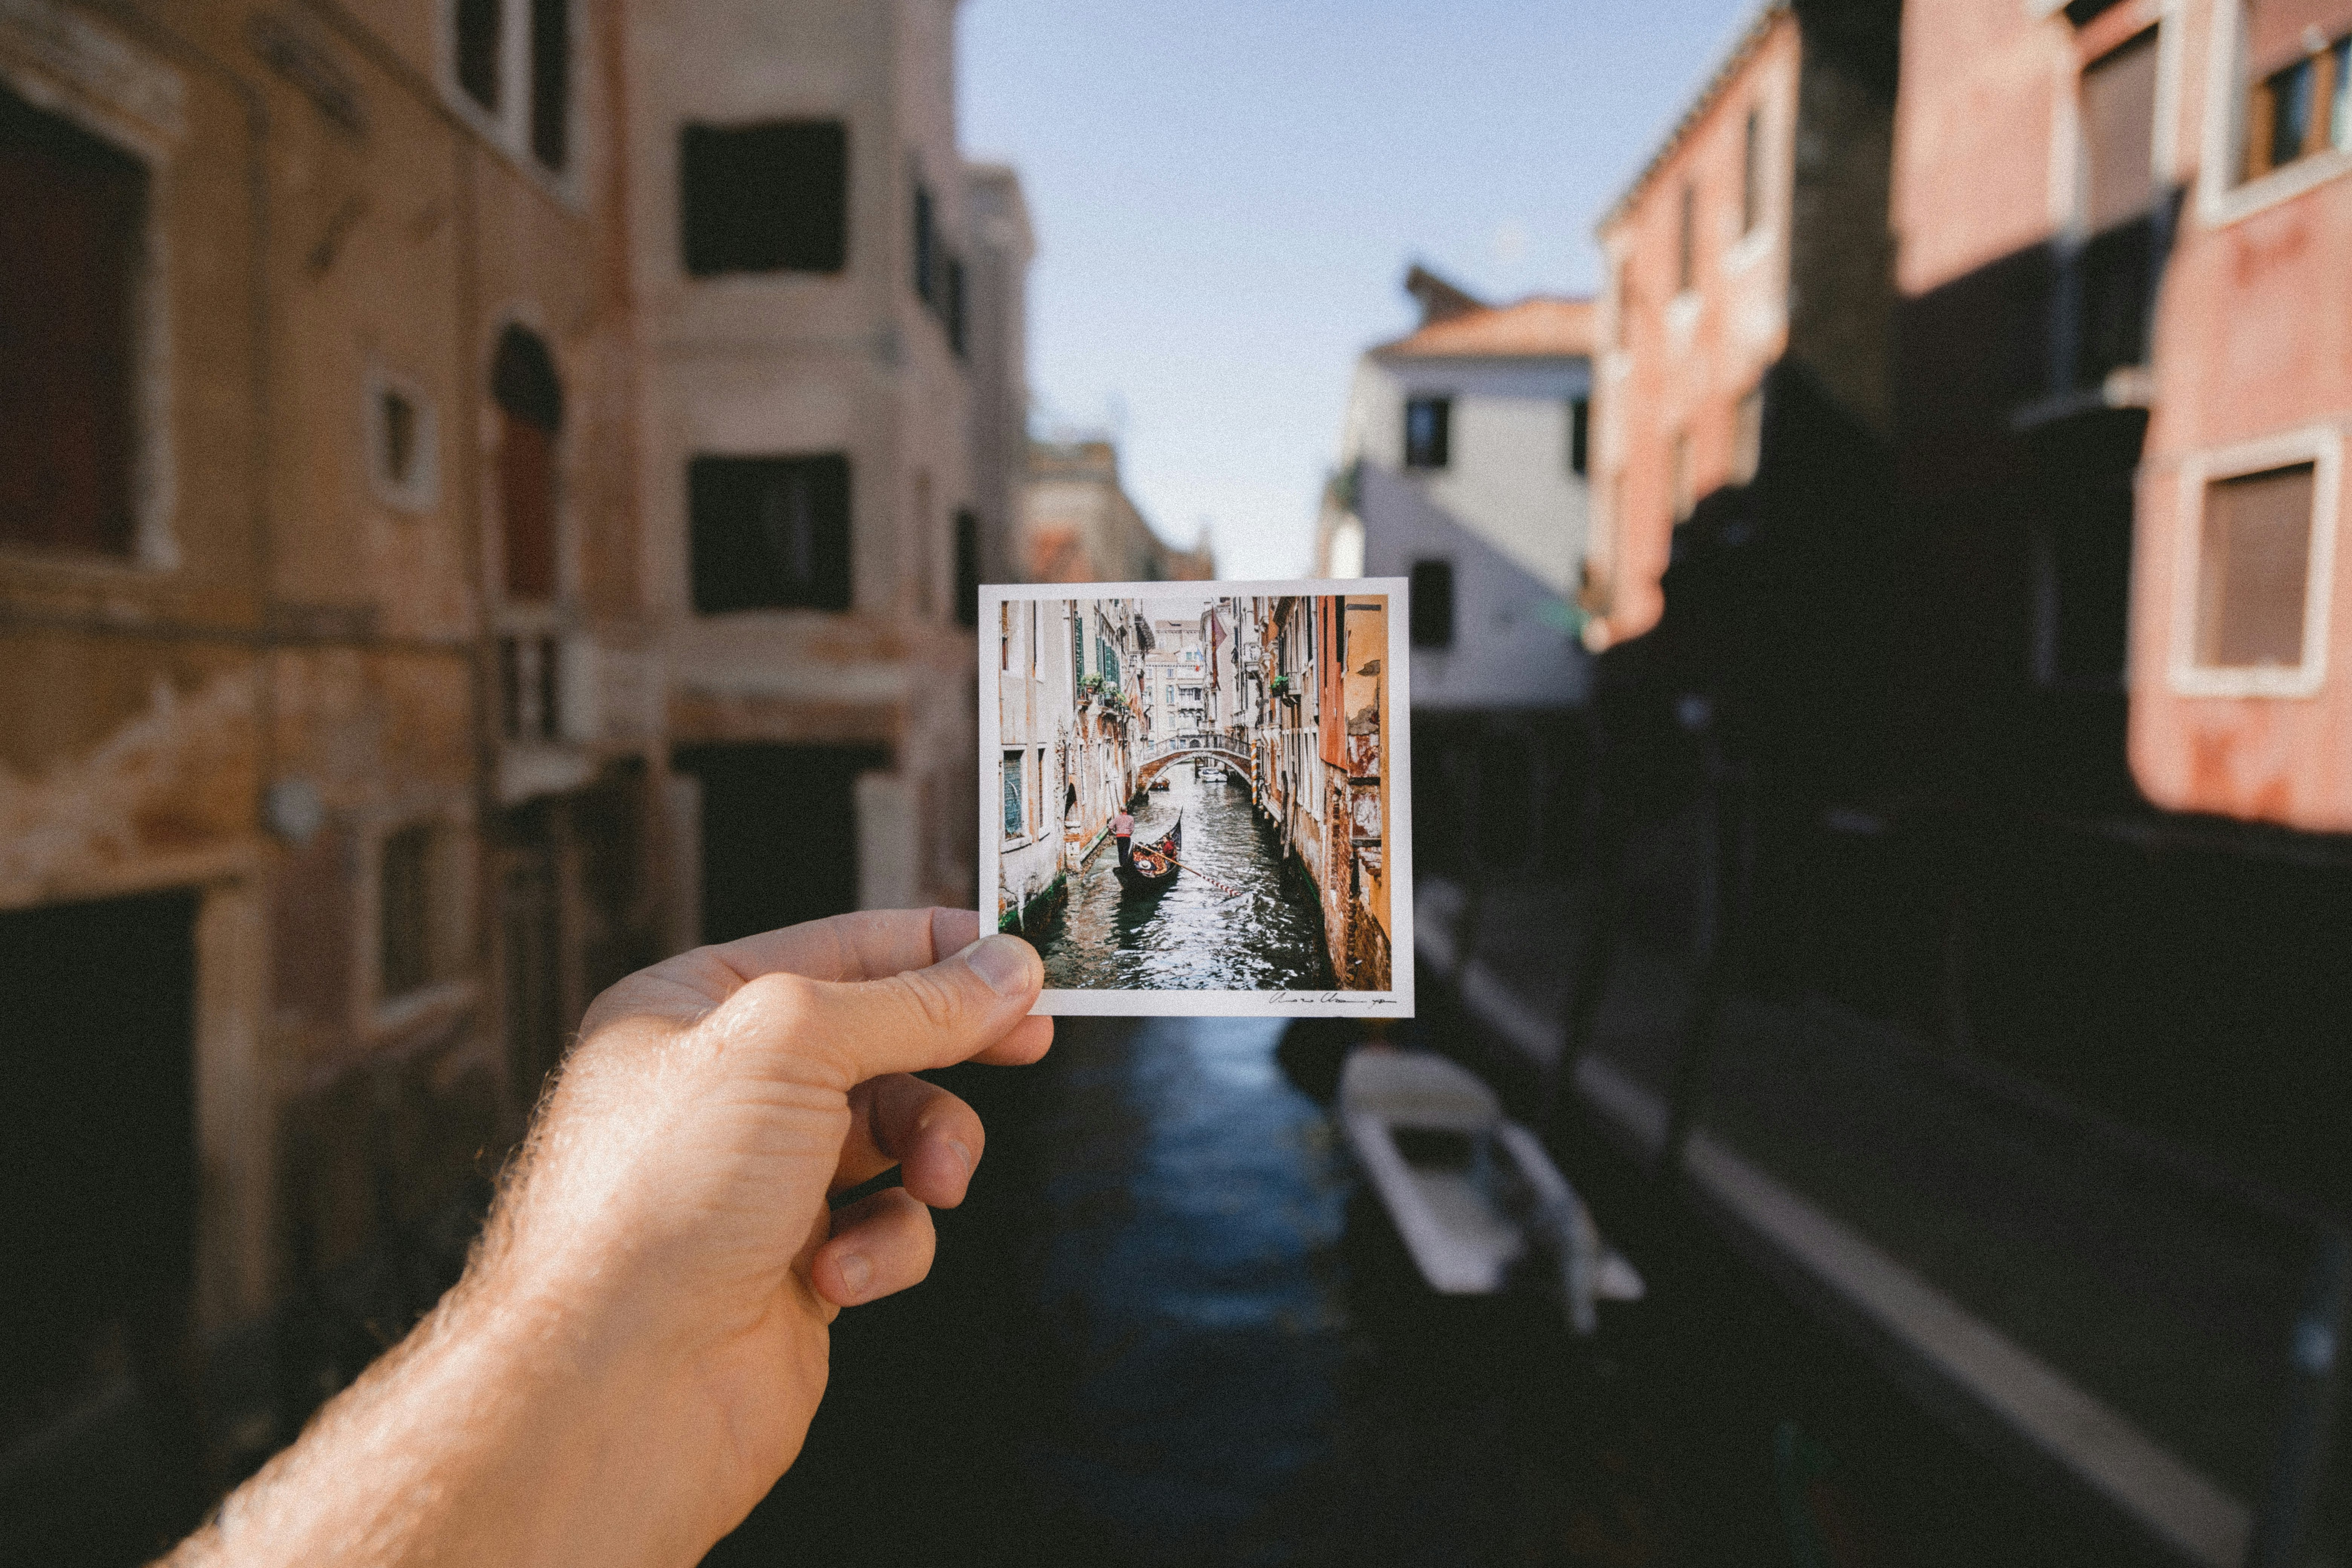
left=1317, top=266, right=1594, bottom=712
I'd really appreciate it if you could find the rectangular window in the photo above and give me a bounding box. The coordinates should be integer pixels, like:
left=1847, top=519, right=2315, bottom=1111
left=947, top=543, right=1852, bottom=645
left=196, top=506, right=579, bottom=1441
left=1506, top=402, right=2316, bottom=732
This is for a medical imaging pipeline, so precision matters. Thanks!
left=912, top=179, right=937, bottom=305
left=2196, top=463, right=2316, bottom=669
left=1741, top=106, right=1763, bottom=235
left=689, top=453, right=853, bottom=612
left=1409, top=558, right=1455, bottom=648
left=681, top=120, right=848, bottom=276
left=381, top=823, right=438, bottom=999
left=2082, top=30, right=2159, bottom=232
left=498, top=633, right=562, bottom=741
left=1676, top=181, right=1696, bottom=293
left=1002, top=751, right=1024, bottom=840
left=0, top=84, right=145, bottom=556
left=1404, top=396, right=1451, bottom=469
left=456, top=0, right=500, bottom=113
left=1568, top=396, right=1590, bottom=476
left=955, top=508, right=979, bottom=627
left=2244, top=26, right=2352, bottom=181
left=947, top=255, right=969, bottom=357
left=530, top=0, right=570, bottom=170
left=1072, top=609, right=1085, bottom=684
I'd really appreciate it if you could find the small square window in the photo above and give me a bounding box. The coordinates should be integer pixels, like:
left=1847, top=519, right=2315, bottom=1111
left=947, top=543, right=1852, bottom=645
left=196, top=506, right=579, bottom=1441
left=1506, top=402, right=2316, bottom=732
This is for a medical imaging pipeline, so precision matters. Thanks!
left=2195, top=463, right=2315, bottom=670
left=371, top=373, right=439, bottom=511
left=1404, top=397, right=1451, bottom=469
left=681, top=121, right=848, bottom=276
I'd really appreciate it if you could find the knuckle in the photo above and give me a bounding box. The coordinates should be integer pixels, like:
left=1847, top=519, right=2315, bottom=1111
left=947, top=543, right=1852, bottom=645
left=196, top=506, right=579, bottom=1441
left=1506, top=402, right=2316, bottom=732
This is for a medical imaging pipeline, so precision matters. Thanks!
left=890, top=965, right=968, bottom=1035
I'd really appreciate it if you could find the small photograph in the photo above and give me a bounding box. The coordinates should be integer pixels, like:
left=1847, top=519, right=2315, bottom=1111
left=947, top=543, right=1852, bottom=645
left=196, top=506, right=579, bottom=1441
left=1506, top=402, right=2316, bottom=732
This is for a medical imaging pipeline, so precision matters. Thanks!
left=980, top=580, right=1413, bottom=1017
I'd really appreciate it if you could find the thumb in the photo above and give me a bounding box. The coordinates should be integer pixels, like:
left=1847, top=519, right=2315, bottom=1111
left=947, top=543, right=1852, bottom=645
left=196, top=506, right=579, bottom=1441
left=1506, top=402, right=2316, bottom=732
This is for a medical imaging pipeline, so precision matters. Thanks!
left=793, top=933, right=1044, bottom=1084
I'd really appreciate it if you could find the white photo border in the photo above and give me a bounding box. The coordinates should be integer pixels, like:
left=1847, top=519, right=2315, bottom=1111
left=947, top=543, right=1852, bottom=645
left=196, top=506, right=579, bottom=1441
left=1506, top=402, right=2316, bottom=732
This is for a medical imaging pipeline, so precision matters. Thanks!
left=978, top=578, right=1415, bottom=1018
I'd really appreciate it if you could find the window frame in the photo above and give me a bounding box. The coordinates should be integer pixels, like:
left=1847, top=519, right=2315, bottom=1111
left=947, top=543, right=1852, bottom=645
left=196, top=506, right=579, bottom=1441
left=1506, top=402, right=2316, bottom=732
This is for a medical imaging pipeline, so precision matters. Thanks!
left=0, top=56, right=179, bottom=574
left=2169, top=424, right=2342, bottom=698
left=1403, top=395, right=1452, bottom=470
left=439, top=0, right=582, bottom=200
left=2198, top=0, right=2352, bottom=227
left=366, top=360, right=440, bottom=513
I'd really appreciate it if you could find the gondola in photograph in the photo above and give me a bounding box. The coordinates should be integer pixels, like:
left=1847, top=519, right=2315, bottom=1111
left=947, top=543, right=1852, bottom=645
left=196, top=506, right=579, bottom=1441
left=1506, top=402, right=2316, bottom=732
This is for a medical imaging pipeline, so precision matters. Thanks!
left=1113, top=814, right=1182, bottom=898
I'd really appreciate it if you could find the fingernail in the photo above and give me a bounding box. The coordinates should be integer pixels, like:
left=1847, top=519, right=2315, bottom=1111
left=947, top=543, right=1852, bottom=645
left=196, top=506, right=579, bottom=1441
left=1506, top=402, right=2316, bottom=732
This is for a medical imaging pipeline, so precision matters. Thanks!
left=944, top=1137, right=974, bottom=1181
left=836, top=1250, right=872, bottom=1300
left=961, top=935, right=1033, bottom=996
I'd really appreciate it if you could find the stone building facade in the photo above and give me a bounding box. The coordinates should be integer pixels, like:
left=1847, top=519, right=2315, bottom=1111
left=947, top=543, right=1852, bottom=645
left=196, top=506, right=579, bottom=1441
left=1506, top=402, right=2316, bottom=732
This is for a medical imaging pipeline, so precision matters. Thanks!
left=631, top=0, right=1026, bottom=942
left=0, top=0, right=1024, bottom=1548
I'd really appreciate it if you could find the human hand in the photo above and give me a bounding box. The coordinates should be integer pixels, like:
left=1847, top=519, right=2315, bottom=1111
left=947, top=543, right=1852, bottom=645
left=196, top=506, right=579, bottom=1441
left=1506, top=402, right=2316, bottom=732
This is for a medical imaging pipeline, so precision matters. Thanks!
left=174, top=908, right=1048, bottom=1568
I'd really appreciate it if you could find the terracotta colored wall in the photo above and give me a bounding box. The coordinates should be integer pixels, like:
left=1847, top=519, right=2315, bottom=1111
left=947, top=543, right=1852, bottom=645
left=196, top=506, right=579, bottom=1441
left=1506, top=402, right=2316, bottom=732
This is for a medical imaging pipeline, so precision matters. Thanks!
left=1593, top=15, right=1799, bottom=646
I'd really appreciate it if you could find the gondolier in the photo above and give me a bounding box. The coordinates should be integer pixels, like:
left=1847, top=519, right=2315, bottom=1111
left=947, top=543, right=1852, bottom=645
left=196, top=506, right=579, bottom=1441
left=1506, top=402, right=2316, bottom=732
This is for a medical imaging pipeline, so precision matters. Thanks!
left=1112, top=807, right=1135, bottom=867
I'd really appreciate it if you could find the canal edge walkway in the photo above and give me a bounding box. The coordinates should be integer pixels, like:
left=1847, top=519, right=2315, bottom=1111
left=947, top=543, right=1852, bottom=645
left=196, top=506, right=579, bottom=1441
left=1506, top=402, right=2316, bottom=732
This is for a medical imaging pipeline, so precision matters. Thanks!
left=1416, top=874, right=2263, bottom=1568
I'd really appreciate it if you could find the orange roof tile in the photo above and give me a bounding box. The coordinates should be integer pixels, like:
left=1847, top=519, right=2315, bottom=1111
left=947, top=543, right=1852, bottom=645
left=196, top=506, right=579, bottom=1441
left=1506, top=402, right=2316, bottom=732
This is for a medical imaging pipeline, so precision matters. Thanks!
left=1372, top=296, right=1595, bottom=360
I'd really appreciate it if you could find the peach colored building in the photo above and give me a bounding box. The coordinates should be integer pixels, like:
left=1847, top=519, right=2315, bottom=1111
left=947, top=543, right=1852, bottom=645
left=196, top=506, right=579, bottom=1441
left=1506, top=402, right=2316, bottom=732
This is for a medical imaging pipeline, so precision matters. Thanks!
left=1588, top=3, right=1895, bottom=651
left=1891, top=0, right=2352, bottom=832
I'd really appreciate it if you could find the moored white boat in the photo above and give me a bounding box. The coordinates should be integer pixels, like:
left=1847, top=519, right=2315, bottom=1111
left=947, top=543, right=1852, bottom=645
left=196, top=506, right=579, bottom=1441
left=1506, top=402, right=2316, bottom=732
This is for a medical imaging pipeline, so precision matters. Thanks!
left=1337, top=1047, right=1643, bottom=1334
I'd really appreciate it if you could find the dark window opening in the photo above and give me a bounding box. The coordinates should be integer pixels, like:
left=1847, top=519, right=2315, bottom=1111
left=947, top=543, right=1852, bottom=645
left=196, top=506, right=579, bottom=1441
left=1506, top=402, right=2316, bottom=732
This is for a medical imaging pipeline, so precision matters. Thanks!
left=1568, top=395, right=1590, bottom=476
left=2082, top=30, right=2159, bottom=232
left=2196, top=463, right=2315, bottom=670
left=381, top=389, right=418, bottom=486
left=0, top=890, right=198, bottom=1534
left=1676, top=181, right=1697, bottom=293
left=954, top=508, right=980, bottom=627
left=0, top=83, right=146, bottom=556
left=1404, top=397, right=1451, bottom=469
left=1409, top=558, right=1455, bottom=648
left=492, top=325, right=562, bottom=602
left=456, top=0, right=500, bottom=113
left=380, top=823, right=437, bottom=999
left=681, top=120, right=847, bottom=276
left=946, top=254, right=968, bottom=357
left=529, top=0, right=569, bottom=170
left=689, top=453, right=853, bottom=613
left=913, top=179, right=937, bottom=304
left=498, top=633, right=561, bottom=740
left=1741, top=106, right=1763, bottom=235
left=676, top=744, right=889, bottom=942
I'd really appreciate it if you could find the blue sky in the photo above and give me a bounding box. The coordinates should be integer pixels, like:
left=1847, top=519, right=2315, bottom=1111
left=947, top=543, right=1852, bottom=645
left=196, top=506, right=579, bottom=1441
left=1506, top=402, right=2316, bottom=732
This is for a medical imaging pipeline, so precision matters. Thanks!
left=959, top=0, right=1760, bottom=579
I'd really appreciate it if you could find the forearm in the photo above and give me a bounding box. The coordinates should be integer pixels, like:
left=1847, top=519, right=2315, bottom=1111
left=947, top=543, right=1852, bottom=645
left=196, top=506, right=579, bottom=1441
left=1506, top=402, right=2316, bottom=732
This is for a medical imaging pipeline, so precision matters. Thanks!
left=165, top=1266, right=703, bottom=1568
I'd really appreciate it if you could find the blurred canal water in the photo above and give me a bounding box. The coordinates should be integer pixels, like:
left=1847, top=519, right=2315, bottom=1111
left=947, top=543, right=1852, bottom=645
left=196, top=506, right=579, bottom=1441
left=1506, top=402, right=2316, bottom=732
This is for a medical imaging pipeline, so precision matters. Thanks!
left=1036, top=767, right=1337, bottom=991
left=708, top=1014, right=1618, bottom=1568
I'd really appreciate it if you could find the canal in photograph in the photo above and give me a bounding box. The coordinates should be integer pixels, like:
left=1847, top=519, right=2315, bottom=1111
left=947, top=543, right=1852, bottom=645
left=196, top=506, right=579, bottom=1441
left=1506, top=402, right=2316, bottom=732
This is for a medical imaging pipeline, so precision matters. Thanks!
left=1036, top=764, right=1338, bottom=991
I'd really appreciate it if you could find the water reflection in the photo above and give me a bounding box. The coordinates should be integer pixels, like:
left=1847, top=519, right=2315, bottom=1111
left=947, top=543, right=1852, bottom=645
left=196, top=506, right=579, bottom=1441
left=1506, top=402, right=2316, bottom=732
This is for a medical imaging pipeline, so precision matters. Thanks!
left=1037, top=767, right=1337, bottom=991
left=1024, top=1017, right=1351, bottom=1560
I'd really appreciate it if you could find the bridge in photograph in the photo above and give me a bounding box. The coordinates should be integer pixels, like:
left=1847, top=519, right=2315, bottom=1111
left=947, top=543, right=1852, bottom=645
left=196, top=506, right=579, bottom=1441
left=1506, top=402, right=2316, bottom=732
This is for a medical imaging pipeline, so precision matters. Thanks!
left=1136, top=735, right=1254, bottom=791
